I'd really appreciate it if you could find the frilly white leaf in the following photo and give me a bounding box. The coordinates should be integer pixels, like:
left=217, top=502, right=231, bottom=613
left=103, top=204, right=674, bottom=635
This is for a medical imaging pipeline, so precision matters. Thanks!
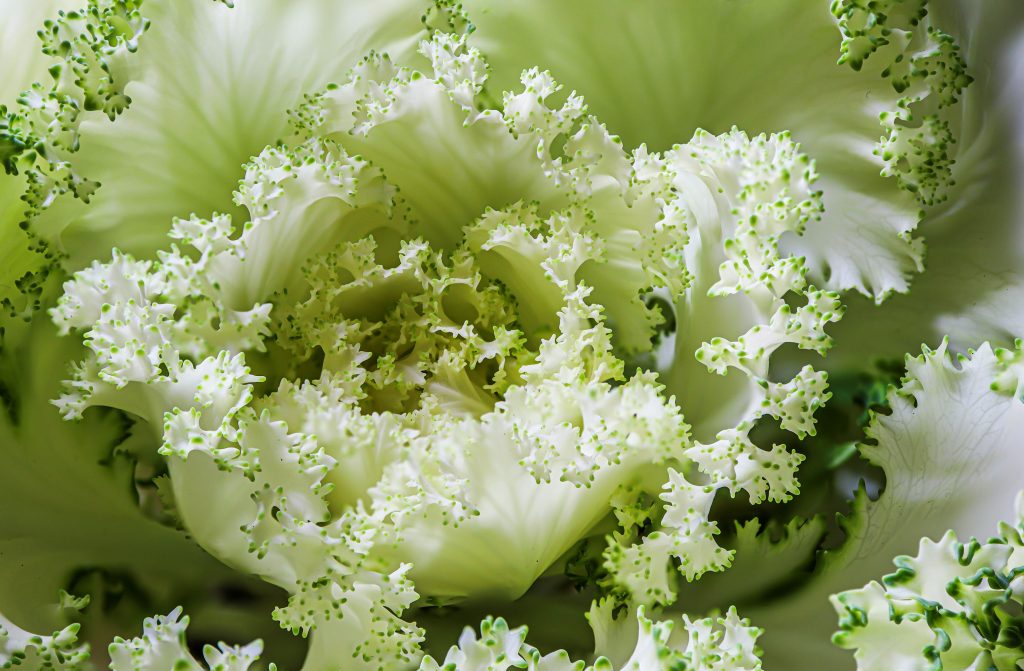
left=747, top=339, right=1024, bottom=669
left=832, top=494, right=1024, bottom=671
left=109, top=608, right=268, bottom=671
left=0, top=614, right=87, bottom=671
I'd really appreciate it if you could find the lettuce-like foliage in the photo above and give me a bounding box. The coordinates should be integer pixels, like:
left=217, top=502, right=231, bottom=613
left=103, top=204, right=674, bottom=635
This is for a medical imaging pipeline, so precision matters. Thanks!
left=833, top=493, right=1024, bottom=670
left=50, top=29, right=843, bottom=668
left=3, top=1, right=1017, bottom=670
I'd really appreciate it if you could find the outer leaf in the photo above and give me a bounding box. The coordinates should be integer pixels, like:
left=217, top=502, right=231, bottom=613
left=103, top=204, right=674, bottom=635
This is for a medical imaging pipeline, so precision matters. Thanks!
left=108, top=608, right=267, bottom=671
left=0, top=614, right=88, bottom=671
left=460, top=0, right=967, bottom=300
left=832, top=498, right=1024, bottom=670
left=0, top=0, right=77, bottom=312
left=823, top=0, right=1024, bottom=367
left=29, top=0, right=434, bottom=269
left=0, top=309, right=244, bottom=638
left=742, top=341, right=1024, bottom=669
